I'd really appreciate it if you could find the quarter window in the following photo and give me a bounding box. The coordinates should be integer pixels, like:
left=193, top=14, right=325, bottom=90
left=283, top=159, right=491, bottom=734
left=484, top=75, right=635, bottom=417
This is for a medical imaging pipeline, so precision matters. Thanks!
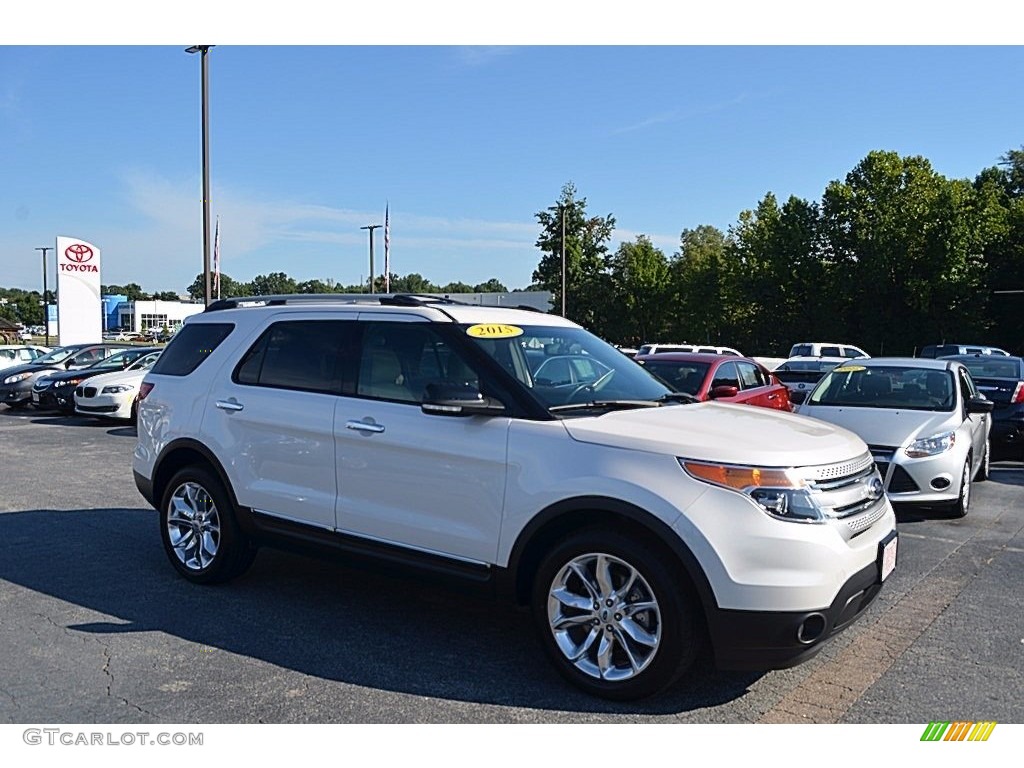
left=234, top=320, right=353, bottom=394
left=151, top=323, right=234, bottom=377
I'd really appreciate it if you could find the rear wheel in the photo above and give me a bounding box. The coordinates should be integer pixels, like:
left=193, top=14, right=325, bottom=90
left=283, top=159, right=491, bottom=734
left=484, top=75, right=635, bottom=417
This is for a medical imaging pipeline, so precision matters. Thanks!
left=531, top=529, right=699, bottom=700
left=159, top=465, right=257, bottom=584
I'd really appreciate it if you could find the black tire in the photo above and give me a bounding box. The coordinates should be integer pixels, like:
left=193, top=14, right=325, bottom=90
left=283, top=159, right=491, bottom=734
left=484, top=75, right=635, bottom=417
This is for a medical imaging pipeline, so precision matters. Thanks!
left=7, top=400, right=29, bottom=410
left=531, top=528, right=699, bottom=701
left=976, top=439, right=990, bottom=482
left=159, top=465, right=257, bottom=584
left=947, top=457, right=972, bottom=518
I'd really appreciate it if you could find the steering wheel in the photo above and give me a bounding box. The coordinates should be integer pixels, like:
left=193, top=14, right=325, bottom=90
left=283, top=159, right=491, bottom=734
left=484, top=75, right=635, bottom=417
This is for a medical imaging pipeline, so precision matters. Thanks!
left=565, top=369, right=616, bottom=404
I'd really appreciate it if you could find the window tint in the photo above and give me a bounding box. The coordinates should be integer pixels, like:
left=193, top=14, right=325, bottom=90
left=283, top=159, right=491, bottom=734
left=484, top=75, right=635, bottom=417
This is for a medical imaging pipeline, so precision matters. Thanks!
left=820, top=346, right=841, bottom=357
left=711, top=362, right=740, bottom=390
left=235, top=320, right=353, bottom=394
left=791, top=345, right=813, bottom=357
left=151, top=323, right=233, bottom=377
left=736, top=362, right=766, bottom=389
left=642, top=360, right=710, bottom=395
left=356, top=322, right=478, bottom=404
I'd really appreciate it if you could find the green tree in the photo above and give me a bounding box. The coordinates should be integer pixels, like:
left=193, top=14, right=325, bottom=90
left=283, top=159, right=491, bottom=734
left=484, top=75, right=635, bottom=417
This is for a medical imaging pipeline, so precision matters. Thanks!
left=388, top=273, right=437, bottom=294
left=607, top=235, right=669, bottom=344
left=102, top=283, right=149, bottom=300
left=250, top=272, right=298, bottom=296
left=821, top=150, right=990, bottom=354
left=667, top=225, right=742, bottom=346
left=186, top=273, right=252, bottom=300
left=533, top=182, right=615, bottom=330
left=438, top=281, right=474, bottom=293
left=473, top=279, right=508, bottom=293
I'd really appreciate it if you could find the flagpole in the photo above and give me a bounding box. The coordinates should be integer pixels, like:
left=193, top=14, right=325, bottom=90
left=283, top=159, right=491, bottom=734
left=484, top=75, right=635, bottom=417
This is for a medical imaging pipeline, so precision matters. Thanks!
left=213, top=215, right=221, bottom=300
left=384, top=202, right=390, bottom=294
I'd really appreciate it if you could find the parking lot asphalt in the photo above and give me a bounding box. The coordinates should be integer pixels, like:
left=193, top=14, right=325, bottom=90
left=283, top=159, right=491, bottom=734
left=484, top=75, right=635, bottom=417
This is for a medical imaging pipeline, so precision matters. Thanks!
left=1, top=407, right=1022, bottom=724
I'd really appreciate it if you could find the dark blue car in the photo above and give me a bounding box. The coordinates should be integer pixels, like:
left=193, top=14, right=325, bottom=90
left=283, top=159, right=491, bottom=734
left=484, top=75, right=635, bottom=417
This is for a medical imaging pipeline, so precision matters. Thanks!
left=946, top=354, right=1024, bottom=460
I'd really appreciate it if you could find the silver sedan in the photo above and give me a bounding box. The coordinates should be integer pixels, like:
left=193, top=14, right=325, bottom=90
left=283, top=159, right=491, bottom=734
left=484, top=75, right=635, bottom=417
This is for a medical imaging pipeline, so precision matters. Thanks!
left=795, top=357, right=993, bottom=516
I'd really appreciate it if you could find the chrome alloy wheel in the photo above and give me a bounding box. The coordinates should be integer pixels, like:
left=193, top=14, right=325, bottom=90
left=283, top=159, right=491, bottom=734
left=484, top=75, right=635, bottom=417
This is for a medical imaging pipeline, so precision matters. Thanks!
left=166, top=482, right=222, bottom=571
left=547, top=552, right=662, bottom=681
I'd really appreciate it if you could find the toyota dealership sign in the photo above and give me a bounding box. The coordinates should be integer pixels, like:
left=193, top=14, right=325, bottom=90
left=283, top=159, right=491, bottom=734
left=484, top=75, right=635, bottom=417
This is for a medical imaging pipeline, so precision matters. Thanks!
left=56, top=236, right=102, bottom=345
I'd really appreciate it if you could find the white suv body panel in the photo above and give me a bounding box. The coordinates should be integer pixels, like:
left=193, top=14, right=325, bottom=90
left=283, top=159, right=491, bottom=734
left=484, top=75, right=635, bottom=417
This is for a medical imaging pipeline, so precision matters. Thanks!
left=333, top=398, right=510, bottom=563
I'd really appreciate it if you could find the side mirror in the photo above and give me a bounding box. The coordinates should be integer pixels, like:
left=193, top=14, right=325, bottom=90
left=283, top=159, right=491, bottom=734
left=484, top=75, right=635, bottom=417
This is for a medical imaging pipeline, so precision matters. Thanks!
left=709, top=385, right=739, bottom=399
left=966, top=395, right=994, bottom=414
left=65, top=361, right=74, bottom=370
left=421, top=383, right=506, bottom=417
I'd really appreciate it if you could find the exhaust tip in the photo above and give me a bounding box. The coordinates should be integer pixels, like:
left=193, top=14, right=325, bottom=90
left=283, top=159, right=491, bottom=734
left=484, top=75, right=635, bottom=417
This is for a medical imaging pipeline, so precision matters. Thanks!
left=797, top=613, right=827, bottom=644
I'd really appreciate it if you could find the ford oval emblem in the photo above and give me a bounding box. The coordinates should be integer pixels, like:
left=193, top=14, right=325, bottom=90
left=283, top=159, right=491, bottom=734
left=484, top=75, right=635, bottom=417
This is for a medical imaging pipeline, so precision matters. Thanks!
left=867, top=477, right=884, bottom=500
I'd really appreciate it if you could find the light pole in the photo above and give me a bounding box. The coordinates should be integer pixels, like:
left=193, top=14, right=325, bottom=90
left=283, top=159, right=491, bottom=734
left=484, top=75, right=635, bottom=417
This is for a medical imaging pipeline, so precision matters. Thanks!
left=560, top=204, right=567, bottom=318
left=35, top=246, right=51, bottom=346
left=361, top=224, right=381, bottom=294
left=186, top=45, right=215, bottom=307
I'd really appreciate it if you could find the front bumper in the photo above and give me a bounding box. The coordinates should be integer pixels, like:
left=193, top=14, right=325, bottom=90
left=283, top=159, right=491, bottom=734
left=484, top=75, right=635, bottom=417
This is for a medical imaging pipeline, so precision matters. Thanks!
left=1, top=382, right=33, bottom=406
left=75, top=392, right=132, bottom=419
left=32, top=386, right=76, bottom=412
left=707, top=532, right=895, bottom=670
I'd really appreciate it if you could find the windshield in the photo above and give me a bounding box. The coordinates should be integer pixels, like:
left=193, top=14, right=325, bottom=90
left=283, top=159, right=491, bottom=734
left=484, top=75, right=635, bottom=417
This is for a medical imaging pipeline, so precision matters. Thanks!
left=462, top=324, right=671, bottom=410
left=639, top=360, right=710, bottom=396
left=808, top=365, right=956, bottom=411
left=127, top=351, right=161, bottom=371
left=34, top=346, right=76, bottom=364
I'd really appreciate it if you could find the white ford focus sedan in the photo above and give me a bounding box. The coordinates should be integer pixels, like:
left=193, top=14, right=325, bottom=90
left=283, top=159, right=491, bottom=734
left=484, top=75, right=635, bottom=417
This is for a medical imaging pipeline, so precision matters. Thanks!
left=796, top=357, right=993, bottom=517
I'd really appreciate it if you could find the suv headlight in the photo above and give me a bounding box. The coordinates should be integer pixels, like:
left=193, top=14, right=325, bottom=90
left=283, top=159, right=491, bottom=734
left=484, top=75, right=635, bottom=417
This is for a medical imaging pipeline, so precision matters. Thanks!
left=102, top=384, right=134, bottom=394
left=680, top=460, right=824, bottom=523
left=905, top=431, right=955, bottom=458
left=3, top=372, right=33, bottom=385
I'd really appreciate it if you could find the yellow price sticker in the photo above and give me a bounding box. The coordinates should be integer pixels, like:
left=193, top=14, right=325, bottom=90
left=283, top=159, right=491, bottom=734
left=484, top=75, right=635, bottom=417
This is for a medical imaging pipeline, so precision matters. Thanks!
left=834, top=365, right=866, bottom=373
left=466, top=324, right=524, bottom=339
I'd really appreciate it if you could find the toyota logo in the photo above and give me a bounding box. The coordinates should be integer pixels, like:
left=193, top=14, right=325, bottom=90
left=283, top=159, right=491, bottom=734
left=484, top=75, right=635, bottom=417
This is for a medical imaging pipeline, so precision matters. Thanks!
left=867, top=477, right=884, bottom=500
left=65, top=243, right=94, bottom=263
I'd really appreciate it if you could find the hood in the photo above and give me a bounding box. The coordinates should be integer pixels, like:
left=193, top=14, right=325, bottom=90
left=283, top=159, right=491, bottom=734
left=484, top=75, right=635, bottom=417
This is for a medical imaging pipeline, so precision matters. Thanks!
left=45, top=366, right=116, bottom=385
left=560, top=402, right=867, bottom=467
left=81, top=368, right=149, bottom=389
left=1, top=362, right=59, bottom=380
left=796, top=404, right=956, bottom=448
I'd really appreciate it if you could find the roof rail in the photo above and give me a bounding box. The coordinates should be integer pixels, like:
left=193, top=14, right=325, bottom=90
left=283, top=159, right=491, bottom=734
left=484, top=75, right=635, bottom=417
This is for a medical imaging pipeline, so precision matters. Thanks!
left=203, top=293, right=474, bottom=313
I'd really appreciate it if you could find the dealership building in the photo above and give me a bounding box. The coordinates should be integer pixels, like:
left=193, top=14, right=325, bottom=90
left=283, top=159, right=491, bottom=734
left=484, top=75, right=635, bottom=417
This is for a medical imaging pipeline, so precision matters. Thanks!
left=103, top=296, right=205, bottom=333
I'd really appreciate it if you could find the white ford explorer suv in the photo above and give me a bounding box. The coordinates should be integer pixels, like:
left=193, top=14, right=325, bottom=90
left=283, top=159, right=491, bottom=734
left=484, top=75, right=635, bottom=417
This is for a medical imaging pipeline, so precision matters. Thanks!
left=133, top=294, right=898, bottom=700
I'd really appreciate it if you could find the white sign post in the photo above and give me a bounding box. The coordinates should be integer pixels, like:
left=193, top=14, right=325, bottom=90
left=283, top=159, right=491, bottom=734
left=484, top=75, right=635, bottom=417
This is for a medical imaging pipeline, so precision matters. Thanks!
left=55, top=236, right=102, bottom=345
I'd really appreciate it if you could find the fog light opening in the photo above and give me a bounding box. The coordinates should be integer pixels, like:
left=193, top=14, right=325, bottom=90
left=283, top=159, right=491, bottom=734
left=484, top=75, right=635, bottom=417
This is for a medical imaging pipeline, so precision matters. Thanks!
left=796, top=613, right=827, bottom=645
left=931, top=476, right=951, bottom=490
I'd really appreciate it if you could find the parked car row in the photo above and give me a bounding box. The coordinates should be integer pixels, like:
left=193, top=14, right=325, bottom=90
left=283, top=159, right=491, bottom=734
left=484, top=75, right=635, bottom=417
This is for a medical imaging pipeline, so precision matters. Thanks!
left=0, top=342, right=160, bottom=420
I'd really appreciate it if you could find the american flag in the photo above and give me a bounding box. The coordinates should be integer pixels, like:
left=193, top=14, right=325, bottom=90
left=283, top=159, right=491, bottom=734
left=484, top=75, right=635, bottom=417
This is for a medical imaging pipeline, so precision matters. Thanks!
left=384, top=203, right=390, bottom=293
left=213, top=215, right=221, bottom=299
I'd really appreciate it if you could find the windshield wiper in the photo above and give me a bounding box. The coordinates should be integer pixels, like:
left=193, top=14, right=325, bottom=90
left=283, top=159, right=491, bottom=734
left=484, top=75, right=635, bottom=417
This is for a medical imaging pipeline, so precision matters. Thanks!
left=549, top=400, right=662, bottom=414
left=655, top=393, right=700, bottom=405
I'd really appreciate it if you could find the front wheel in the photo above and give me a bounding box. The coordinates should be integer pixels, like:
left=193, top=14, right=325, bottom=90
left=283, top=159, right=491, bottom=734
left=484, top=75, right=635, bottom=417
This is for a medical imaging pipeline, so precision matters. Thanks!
left=531, top=529, right=699, bottom=700
left=947, top=457, right=972, bottom=518
left=159, top=465, right=257, bottom=584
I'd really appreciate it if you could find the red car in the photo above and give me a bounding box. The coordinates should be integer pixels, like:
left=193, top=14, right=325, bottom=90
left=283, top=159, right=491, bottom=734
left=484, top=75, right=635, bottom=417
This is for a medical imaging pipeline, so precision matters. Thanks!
left=636, top=352, right=792, bottom=411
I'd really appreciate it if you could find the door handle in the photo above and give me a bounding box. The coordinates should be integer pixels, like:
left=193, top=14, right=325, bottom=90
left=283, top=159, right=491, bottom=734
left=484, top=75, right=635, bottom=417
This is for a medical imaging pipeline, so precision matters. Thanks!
left=215, top=399, right=244, bottom=412
left=346, top=420, right=385, bottom=434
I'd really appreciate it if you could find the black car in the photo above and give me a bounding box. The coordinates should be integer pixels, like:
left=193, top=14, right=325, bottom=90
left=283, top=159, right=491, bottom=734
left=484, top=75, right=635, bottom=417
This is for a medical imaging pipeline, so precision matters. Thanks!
left=1, top=344, right=132, bottom=409
left=32, top=347, right=161, bottom=414
left=946, top=354, right=1024, bottom=460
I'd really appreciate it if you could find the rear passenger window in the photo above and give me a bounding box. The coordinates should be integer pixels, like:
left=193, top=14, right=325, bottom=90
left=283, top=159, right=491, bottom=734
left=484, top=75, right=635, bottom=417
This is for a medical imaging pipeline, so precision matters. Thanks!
left=736, top=362, right=766, bottom=389
left=234, top=320, right=354, bottom=394
left=150, top=323, right=233, bottom=376
left=821, top=346, right=841, bottom=357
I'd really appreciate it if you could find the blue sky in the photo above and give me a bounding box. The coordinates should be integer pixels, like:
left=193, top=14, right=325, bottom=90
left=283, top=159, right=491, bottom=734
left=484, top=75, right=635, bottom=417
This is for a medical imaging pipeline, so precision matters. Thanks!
left=2, top=22, right=1021, bottom=295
